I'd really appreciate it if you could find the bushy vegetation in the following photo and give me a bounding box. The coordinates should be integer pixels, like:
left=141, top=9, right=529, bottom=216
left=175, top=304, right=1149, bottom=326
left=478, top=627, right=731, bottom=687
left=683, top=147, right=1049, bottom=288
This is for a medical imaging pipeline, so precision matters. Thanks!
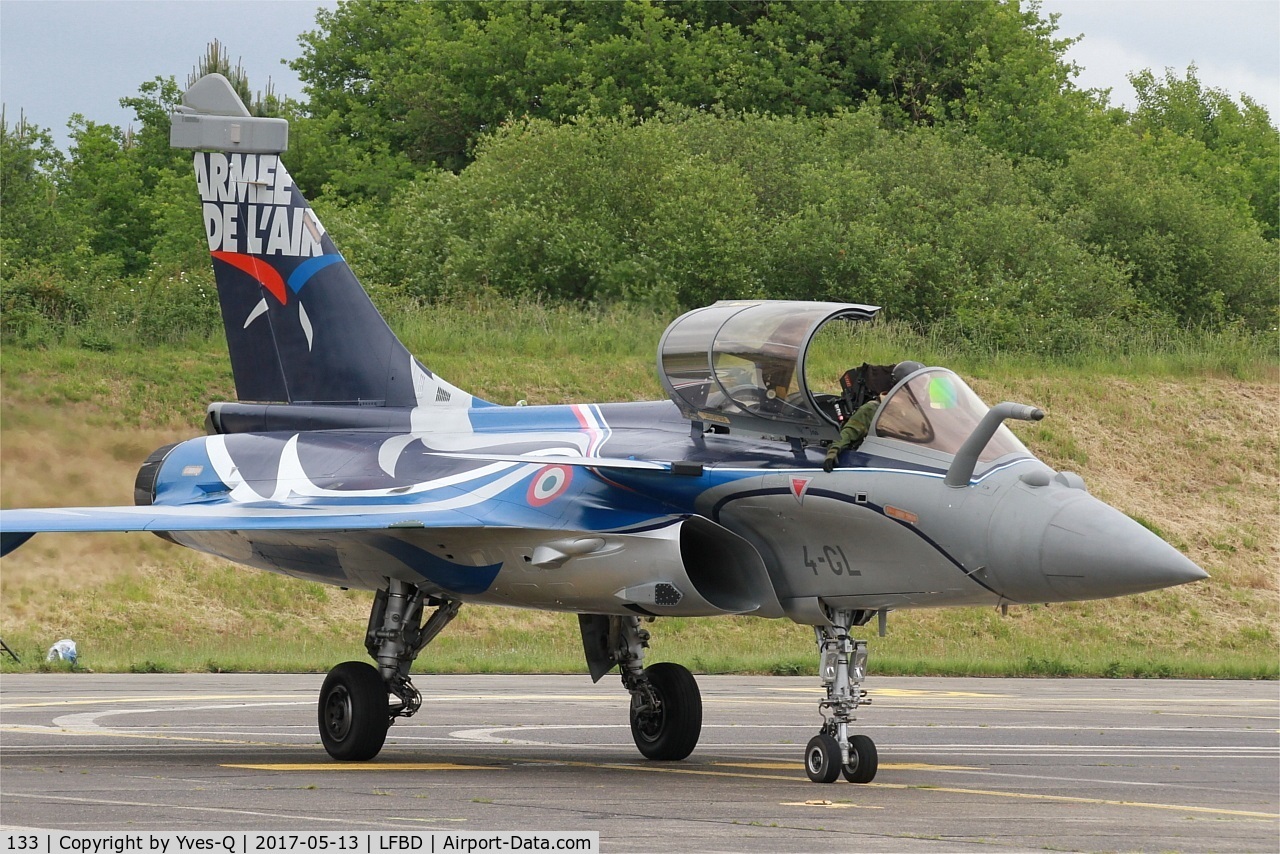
left=1, top=1, right=1276, bottom=353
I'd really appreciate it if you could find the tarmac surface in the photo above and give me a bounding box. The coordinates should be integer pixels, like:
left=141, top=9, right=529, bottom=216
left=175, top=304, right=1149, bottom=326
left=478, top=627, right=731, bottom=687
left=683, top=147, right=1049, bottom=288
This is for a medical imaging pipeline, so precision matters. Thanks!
left=0, top=673, right=1276, bottom=853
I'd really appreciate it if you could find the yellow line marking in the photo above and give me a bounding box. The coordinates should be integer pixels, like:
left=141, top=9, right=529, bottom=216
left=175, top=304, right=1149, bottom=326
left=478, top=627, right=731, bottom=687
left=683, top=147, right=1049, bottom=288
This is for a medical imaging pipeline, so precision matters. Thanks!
left=712, top=762, right=808, bottom=770
left=877, top=782, right=1280, bottom=820
left=873, top=689, right=1009, bottom=698
left=224, top=763, right=493, bottom=772
left=507, top=757, right=1278, bottom=819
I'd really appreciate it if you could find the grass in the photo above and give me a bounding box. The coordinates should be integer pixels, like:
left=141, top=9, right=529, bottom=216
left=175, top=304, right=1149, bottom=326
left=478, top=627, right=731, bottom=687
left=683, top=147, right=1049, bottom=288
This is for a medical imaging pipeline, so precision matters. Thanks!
left=3, top=561, right=1273, bottom=678
left=1, top=299, right=1277, bottom=678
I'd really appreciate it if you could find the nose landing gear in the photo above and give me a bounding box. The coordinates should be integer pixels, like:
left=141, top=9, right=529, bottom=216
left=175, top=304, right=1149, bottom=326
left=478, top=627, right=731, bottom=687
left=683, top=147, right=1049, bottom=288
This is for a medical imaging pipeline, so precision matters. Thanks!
left=804, top=608, right=877, bottom=783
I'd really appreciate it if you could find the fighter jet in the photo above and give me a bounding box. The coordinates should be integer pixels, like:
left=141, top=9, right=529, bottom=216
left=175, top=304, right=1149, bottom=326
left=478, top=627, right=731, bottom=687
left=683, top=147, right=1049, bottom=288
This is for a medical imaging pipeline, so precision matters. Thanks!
left=0, top=75, right=1206, bottom=784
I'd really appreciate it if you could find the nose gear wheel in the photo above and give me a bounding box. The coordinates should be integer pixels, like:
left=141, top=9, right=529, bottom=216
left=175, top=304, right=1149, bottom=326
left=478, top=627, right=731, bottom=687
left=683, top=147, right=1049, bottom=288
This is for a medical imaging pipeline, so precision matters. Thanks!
left=805, top=732, right=841, bottom=783
left=805, top=606, right=878, bottom=783
left=842, top=733, right=879, bottom=783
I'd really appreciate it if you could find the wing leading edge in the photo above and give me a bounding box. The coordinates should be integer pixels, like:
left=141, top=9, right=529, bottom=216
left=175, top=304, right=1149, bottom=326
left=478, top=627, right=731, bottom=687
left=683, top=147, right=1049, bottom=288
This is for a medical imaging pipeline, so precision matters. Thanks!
left=0, top=500, right=608, bottom=558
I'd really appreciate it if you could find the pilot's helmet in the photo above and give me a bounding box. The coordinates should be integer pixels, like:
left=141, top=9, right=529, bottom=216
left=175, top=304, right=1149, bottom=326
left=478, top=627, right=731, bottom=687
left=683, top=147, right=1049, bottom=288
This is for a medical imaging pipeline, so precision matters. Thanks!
left=891, top=361, right=925, bottom=385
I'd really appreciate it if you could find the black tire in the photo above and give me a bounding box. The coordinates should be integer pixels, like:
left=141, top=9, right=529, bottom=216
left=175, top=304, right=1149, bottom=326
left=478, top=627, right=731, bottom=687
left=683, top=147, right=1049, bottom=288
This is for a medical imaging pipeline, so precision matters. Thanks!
left=318, top=661, right=390, bottom=761
left=841, top=733, right=878, bottom=783
left=805, top=732, right=841, bottom=783
left=630, top=662, right=702, bottom=761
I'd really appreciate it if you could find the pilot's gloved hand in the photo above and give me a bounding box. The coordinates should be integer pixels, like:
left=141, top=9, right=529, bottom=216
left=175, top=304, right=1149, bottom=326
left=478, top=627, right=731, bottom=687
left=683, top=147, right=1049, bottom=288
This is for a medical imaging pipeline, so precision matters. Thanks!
left=823, top=454, right=837, bottom=473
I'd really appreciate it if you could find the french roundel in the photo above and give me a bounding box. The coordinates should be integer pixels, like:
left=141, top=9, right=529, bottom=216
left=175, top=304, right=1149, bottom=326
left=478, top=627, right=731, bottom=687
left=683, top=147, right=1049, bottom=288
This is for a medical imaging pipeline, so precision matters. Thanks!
left=527, top=465, right=573, bottom=507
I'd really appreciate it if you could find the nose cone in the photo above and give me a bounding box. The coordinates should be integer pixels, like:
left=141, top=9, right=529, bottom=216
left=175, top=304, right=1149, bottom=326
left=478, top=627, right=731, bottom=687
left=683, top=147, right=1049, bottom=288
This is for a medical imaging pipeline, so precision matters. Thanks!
left=1040, top=497, right=1208, bottom=600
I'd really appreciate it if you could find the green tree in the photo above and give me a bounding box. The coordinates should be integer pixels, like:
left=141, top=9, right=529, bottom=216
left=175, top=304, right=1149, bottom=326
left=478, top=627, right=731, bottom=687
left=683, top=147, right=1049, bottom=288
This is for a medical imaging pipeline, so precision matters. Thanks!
left=2, top=40, right=309, bottom=343
left=0, top=113, right=82, bottom=342
left=1130, top=66, right=1279, bottom=239
left=350, top=109, right=1144, bottom=340
left=1055, top=127, right=1277, bottom=327
left=119, top=77, right=188, bottom=176
left=56, top=117, right=151, bottom=275
left=0, top=111, right=67, bottom=268
left=291, top=0, right=1100, bottom=189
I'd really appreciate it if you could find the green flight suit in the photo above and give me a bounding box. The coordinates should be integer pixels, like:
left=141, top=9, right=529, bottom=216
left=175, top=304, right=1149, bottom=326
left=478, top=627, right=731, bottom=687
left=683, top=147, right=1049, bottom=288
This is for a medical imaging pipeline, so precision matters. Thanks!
left=823, top=398, right=879, bottom=470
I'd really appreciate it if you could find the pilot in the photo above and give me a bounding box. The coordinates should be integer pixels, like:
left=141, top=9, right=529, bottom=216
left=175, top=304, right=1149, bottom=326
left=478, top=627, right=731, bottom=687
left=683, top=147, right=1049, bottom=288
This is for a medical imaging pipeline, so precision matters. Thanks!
left=823, top=361, right=925, bottom=472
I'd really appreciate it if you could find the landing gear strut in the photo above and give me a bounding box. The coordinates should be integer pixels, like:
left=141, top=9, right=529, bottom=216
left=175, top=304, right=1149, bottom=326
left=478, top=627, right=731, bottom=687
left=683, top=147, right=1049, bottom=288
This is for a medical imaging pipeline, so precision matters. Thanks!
left=804, top=607, right=877, bottom=783
left=318, top=579, right=460, bottom=761
left=581, top=614, right=702, bottom=760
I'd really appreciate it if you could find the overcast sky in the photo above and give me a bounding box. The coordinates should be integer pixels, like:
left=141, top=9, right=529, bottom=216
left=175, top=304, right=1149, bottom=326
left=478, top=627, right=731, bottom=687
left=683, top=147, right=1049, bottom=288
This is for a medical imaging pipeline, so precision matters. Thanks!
left=1040, top=0, right=1279, bottom=114
left=1, top=0, right=1277, bottom=153
left=1, top=0, right=336, bottom=149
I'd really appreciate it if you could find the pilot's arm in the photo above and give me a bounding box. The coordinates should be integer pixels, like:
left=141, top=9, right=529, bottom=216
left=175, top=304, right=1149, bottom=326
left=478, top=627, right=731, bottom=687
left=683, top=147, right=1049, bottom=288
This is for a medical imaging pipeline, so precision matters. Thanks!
left=823, top=399, right=879, bottom=472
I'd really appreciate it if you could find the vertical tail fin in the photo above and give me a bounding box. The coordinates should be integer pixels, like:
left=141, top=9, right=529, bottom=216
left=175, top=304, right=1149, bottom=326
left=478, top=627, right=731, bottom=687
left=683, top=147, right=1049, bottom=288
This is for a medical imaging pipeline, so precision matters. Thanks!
left=171, top=74, right=474, bottom=409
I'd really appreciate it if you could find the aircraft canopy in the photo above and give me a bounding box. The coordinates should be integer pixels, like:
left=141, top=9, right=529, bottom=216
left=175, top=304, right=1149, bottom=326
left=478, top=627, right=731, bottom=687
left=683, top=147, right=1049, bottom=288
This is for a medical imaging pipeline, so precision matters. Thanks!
left=658, top=301, right=879, bottom=441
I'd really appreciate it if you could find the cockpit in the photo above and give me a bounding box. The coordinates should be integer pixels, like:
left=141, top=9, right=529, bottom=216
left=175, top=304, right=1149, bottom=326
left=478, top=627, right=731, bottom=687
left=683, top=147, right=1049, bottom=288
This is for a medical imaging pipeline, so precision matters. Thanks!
left=872, top=368, right=1031, bottom=462
left=657, top=300, right=1032, bottom=465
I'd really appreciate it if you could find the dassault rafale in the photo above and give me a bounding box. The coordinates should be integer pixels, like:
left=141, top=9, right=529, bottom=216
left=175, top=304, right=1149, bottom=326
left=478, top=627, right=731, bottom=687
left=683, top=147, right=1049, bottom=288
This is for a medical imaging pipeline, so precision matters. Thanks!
left=0, top=75, right=1206, bottom=784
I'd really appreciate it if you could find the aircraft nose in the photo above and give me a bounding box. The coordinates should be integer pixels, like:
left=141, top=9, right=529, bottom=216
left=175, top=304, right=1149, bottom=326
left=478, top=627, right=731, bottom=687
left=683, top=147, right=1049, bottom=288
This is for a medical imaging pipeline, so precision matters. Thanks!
left=1039, top=496, right=1208, bottom=600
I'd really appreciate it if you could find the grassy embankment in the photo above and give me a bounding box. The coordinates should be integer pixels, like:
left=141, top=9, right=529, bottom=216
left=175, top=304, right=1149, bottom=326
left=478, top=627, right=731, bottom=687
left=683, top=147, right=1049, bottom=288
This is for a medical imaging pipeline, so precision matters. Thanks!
left=1, top=301, right=1276, bottom=677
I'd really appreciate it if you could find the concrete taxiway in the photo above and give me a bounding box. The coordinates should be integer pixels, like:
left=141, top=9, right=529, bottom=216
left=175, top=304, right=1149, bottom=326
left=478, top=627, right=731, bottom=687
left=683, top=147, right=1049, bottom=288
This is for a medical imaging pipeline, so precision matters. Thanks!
left=1, top=674, right=1276, bottom=852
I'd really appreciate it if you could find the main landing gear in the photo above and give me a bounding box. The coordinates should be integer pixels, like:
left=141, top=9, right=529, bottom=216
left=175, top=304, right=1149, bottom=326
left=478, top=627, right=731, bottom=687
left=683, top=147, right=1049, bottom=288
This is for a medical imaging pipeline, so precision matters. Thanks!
left=581, top=614, right=702, bottom=760
left=318, top=578, right=459, bottom=761
left=804, top=607, right=878, bottom=784
left=318, top=585, right=704, bottom=764
left=318, top=587, right=868, bottom=779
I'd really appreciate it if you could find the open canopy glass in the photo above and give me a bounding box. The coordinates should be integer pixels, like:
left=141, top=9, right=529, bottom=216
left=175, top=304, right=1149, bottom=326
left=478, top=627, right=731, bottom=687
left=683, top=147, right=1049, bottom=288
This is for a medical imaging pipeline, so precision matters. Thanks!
left=658, top=301, right=880, bottom=441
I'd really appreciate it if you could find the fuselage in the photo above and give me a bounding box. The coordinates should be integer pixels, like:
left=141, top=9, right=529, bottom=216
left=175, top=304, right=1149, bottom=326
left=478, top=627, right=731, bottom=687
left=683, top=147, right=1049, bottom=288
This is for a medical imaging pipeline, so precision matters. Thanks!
left=142, top=394, right=1206, bottom=623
